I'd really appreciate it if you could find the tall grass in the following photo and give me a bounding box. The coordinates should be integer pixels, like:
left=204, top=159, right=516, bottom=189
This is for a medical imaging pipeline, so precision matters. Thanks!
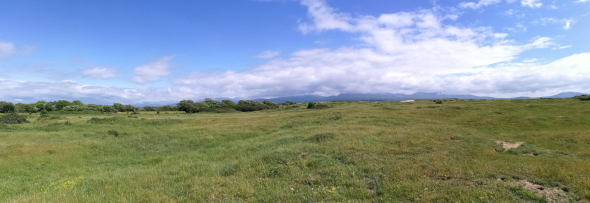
left=1, top=99, right=589, bottom=202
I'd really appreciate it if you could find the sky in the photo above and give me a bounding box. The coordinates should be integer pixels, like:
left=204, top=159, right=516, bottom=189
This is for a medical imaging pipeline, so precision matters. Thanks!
left=0, top=0, right=589, bottom=105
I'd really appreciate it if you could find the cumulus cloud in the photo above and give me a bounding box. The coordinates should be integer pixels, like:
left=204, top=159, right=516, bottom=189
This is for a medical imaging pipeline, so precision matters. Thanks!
left=132, top=56, right=173, bottom=83
left=82, top=67, right=115, bottom=79
left=3, top=0, right=589, bottom=103
left=459, top=0, right=502, bottom=9
left=257, top=50, right=281, bottom=59
left=521, top=0, right=542, bottom=8
left=167, top=0, right=589, bottom=100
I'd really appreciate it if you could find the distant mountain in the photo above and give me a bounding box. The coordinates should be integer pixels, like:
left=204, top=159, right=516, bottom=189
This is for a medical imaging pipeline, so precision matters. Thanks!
left=247, top=92, right=589, bottom=104
left=545, top=92, right=588, bottom=98
left=130, top=92, right=588, bottom=107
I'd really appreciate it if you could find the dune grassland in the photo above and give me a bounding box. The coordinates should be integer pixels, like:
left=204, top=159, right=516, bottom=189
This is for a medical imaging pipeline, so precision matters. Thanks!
left=1, top=98, right=589, bottom=202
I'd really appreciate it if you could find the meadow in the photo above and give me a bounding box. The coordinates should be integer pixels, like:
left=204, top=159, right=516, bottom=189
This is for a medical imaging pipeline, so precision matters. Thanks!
left=1, top=98, right=589, bottom=202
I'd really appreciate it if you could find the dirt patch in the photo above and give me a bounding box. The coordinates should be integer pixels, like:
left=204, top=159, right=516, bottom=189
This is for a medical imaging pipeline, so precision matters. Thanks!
left=515, top=180, right=571, bottom=203
left=400, top=100, right=415, bottom=103
left=495, top=140, right=524, bottom=151
left=297, top=152, right=307, bottom=158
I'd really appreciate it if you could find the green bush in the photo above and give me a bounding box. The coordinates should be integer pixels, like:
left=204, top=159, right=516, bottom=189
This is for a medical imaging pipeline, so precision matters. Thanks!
left=235, top=100, right=269, bottom=112
left=307, top=102, right=330, bottom=109
left=281, top=101, right=296, bottom=106
left=573, top=95, right=590, bottom=101
left=1, top=113, right=28, bottom=124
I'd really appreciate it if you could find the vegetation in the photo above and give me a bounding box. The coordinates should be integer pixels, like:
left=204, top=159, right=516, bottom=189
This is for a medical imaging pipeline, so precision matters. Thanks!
left=1, top=113, right=28, bottom=124
left=1, top=98, right=589, bottom=202
left=573, top=95, right=590, bottom=101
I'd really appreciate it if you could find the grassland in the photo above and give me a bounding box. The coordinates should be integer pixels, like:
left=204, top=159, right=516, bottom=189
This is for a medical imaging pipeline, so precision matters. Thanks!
left=1, top=99, right=589, bottom=202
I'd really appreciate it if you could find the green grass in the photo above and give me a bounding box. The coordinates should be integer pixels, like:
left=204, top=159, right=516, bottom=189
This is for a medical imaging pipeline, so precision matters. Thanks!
left=1, top=99, right=589, bottom=202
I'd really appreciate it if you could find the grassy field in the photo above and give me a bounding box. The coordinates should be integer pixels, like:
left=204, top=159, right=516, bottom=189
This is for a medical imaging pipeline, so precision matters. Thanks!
left=1, top=99, right=589, bottom=202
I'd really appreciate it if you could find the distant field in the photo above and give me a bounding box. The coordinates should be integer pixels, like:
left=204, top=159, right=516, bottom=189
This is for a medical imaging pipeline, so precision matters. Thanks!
left=1, top=99, right=589, bottom=202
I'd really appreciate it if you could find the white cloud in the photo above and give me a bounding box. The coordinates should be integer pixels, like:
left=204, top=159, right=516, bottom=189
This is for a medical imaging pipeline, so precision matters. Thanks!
left=167, top=0, right=588, bottom=100
left=298, top=0, right=355, bottom=34
left=459, top=0, right=502, bottom=9
left=563, top=20, right=572, bottom=30
left=3, top=0, right=588, bottom=103
left=257, top=50, right=281, bottom=59
left=574, top=0, right=588, bottom=3
left=521, top=0, right=543, bottom=8
left=0, top=79, right=177, bottom=104
left=553, top=45, right=572, bottom=50
left=82, top=67, right=115, bottom=79
left=0, top=42, right=35, bottom=57
left=505, top=23, right=527, bottom=32
left=0, top=42, right=16, bottom=57
left=535, top=17, right=576, bottom=30
left=132, top=56, right=173, bottom=83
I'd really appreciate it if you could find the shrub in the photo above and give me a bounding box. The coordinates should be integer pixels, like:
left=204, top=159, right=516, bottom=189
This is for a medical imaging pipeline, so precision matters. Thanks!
left=281, top=101, right=296, bottom=106
left=0, top=101, right=15, bottom=113
left=573, top=95, right=590, bottom=101
left=1, top=113, right=28, bottom=124
left=434, top=99, right=443, bottom=104
left=263, top=100, right=278, bottom=108
left=235, top=100, right=269, bottom=112
left=107, top=129, right=120, bottom=137
left=307, top=102, right=330, bottom=109
left=221, top=100, right=236, bottom=108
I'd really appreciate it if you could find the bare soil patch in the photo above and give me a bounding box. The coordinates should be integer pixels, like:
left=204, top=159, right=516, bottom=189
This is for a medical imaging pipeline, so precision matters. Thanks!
left=515, top=180, right=571, bottom=203
left=400, top=100, right=415, bottom=102
left=495, top=140, right=524, bottom=151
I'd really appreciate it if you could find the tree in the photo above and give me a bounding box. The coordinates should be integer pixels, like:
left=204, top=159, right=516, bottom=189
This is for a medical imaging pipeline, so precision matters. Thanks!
left=124, top=105, right=136, bottom=112
left=235, top=100, right=269, bottom=112
left=0, top=101, right=15, bottom=113
left=72, top=100, right=84, bottom=106
left=103, top=105, right=117, bottom=113
left=178, top=100, right=197, bottom=113
left=159, top=105, right=176, bottom=111
left=113, top=103, right=124, bottom=112
left=86, top=104, right=103, bottom=112
left=263, top=100, right=277, bottom=108
left=14, top=103, right=27, bottom=113
left=54, top=100, right=71, bottom=111
left=221, top=100, right=236, bottom=108
left=30, top=100, right=48, bottom=111
left=203, top=98, right=222, bottom=108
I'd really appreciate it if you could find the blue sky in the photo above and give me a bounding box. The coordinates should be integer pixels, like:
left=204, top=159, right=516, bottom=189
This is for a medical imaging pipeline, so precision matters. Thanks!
left=1, top=0, right=589, bottom=104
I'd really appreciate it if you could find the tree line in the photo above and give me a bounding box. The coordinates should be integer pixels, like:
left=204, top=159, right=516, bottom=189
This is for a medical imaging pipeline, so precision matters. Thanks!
left=0, top=100, right=138, bottom=114
left=176, top=99, right=296, bottom=113
left=0, top=99, right=298, bottom=114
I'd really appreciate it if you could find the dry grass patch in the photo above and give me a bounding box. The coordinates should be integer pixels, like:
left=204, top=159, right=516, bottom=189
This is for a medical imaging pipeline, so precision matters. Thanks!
left=495, top=140, right=524, bottom=151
